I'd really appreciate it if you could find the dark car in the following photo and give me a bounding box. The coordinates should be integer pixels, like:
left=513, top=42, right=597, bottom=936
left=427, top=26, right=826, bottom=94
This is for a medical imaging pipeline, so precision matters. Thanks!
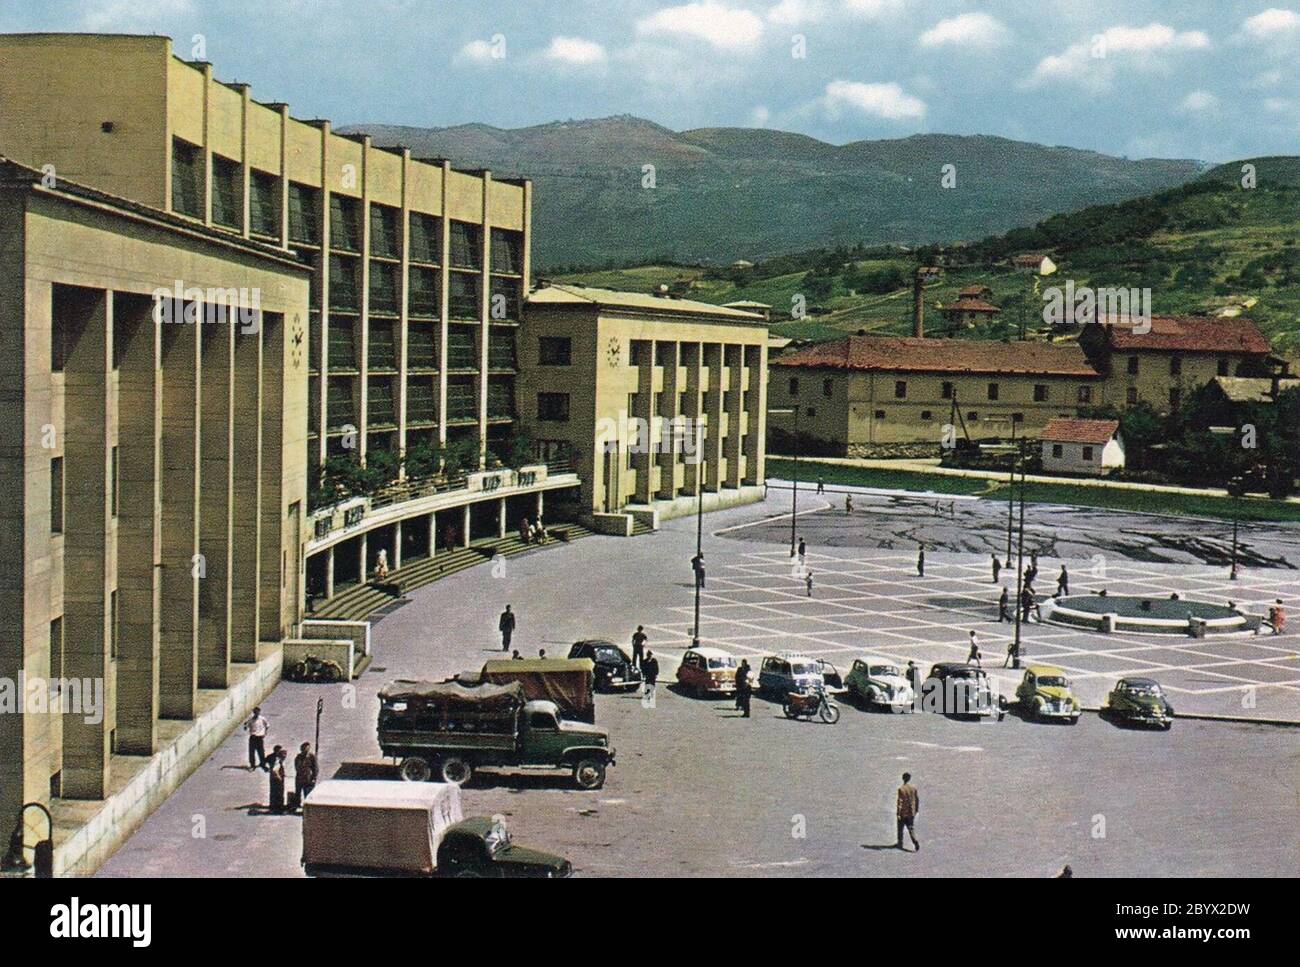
left=568, top=639, right=642, bottom=692
left=1103, top=677, right=1174, bottom=730
left=437, top=817, right=573, bottom=878
left=926, top=662, right=1001, bottom=718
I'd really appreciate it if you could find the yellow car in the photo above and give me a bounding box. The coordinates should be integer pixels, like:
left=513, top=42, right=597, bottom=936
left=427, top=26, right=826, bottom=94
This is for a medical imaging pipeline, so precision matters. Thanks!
left=1014, top=665, right=1080, bottom=724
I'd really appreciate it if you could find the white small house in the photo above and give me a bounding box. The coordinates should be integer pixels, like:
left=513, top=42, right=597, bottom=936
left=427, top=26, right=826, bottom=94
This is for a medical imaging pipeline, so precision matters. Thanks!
left=1039, top=418, right=1125, bottom=476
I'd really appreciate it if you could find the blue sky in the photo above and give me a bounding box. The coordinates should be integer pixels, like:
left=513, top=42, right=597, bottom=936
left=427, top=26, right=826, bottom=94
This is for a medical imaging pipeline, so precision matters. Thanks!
left=4, top=0, right=1299, bottom=161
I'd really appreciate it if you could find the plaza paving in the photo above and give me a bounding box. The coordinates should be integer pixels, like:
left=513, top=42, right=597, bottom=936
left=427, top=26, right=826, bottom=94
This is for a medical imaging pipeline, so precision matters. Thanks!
left=97, top=485, right=1300, bottom=877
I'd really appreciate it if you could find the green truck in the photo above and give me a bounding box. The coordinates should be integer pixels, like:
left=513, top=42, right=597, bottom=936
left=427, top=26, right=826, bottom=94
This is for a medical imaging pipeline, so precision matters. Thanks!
left=378, top=679, right=615, bottom=789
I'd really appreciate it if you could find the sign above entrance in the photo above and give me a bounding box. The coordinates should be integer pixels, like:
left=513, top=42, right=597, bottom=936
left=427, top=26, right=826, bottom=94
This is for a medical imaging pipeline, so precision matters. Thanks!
left=468, top=464, right=548, bottom=494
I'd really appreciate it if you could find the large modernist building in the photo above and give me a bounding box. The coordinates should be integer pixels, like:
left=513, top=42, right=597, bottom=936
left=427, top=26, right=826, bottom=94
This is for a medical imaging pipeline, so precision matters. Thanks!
left=0, top=32, right=578, bottom=608
left=519, top=284, right=769, bottom=524
left=0, top=157, right=310, bottom=871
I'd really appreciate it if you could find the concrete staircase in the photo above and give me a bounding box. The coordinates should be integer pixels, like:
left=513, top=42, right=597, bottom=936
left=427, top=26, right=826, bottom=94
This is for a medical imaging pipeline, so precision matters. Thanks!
left=309, top=522, right=595, bottom=622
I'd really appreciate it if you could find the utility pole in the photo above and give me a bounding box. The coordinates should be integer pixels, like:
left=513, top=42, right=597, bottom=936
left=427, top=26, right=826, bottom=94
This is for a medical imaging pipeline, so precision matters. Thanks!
left=1006, top=419, right=1017, bottom=566
left=692, top=421, right=706, bottom=648
left=1012, top=440, right=1027, bottom=669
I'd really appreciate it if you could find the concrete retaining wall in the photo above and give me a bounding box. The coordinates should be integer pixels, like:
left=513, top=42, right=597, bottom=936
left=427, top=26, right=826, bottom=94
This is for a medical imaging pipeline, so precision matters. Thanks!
left=282, top=638, right=356, bottom=680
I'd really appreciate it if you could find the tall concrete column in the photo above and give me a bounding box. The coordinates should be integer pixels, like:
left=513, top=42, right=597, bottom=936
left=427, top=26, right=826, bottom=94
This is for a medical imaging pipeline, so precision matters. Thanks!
left=497, top=498, right=506, bottom=538
left=230, top=322, right=263, bottom=662
left=634, top=342, right=654, bottom=504
left=61, top=286, right=113, bottom=796
left=703, top=343, right=723, bottom=492
left=159, top=311, right=201, bottom=719
left=259, top=312, right=287, bottom=642
left=393, top=520, right=403, bottom=569
left=461, top=505, right=471, bottom=547
left=198, top=313, right=234, bottom=687
left=114, top=293, right=162, bottom=754
left=724, top=344, right=743, bottom=488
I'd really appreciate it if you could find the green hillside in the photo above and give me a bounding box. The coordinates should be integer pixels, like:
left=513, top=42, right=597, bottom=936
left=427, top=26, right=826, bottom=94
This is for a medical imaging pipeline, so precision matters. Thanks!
left=557, top=156, right=1300, bottom=356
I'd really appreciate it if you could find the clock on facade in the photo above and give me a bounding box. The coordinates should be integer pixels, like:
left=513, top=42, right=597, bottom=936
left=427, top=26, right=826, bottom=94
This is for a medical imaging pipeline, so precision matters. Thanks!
left=606, top=337, right=621, bottom=368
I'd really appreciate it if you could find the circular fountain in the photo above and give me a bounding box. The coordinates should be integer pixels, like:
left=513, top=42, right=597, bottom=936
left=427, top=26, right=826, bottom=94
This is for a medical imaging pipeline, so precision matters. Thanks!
left=1041, top=594, right=1259, bottom=637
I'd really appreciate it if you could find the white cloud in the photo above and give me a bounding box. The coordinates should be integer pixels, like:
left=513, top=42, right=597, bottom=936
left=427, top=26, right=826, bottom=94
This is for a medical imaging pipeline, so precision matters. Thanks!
left=750, top=104, right=772, bottom=126
left=1240, top=8, right=1300, bottom=40
left=820, top=79, right=926, bottom=120
left=918, top=12, right=1010, bottom=49
left=1023, top=23, right=1210, bottom=91
left=543, top=36, right=608, bottom=66
left=1179, top=90, right=1219, bottom=113
left=637, top=3, right=766, bottom=51
left=454, top=39, right=498, bottom=65
left=767, top=0, right=825, bottom=25
left=81, top=0, right=193, bottom=30
left=843, top=0, right=908, bottom=19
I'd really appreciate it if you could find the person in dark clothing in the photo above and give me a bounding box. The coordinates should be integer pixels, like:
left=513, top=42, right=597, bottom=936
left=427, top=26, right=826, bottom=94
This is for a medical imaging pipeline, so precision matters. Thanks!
left=816, top=477, right=825, bottom=495
left=1057, top=565, right=1069, bottom=596
left=992, top=555, right=1002, bottom=583
left=631, top=625, right=648, bottom=669
left=511, top=650, right=522, bottom=660
left=735, top=659, right=753, bottom=717
left=691, top=552, right=705, bottom=589
left=998, top=587, right=1010, bottom=622
left=641, top=650, right=659, bottom=701
left=498, top=605, right=516, bottom=651
left=268, top=746, right=287, bottom=813
left=1021, top=587, right=1035, bottom=623
left=294, top=742, right=318, bottom=806
left=244, top=706, right=269, bottom=771
left=917, top=546, right=925, bottom=577
left=797, top=538, right=806, bottom=561
left=896, top=773, right=920, bottom=852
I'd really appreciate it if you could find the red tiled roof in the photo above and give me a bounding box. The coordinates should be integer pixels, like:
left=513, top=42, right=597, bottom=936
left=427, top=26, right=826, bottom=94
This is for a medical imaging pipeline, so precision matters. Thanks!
left=958, top=284, right=992, bottom=298
left=772, top=335, right=1099, bottom=377
left=1039, top=418, right=1120, bottom=445
left=1096, top=316, right=1270, bottom=354
left=941, top=298, right=1001, bottom=314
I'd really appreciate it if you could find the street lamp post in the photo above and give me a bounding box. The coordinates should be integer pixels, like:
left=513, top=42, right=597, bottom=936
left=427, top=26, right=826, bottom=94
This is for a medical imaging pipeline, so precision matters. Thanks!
left=1006, top=419, right=1017, bottom=566
left=692, top=420, right=706, bottom=649
left=1011, top=439, right=1027, bottom=669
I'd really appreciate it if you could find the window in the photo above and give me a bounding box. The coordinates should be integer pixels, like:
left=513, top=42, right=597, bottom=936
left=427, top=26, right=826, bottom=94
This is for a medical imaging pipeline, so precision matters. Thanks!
left=50, top=457, right=63, bottom=534
left=920, top=410, right=933, bottom=421
left=894, top=380, right=907, bottom=399
left=941, top=381, right=954, bottom=400
left=1082, top=446, right=1094, bottom=461
left=1051, top=444, right=1063, bottom=458
left=171, top=138, right=202, bottom=217
left=1169, top=388, right=1181, bottom=410
left=409, top=213, right=441, bottom=263
left=490, top=228, right=523, bottom=274
left=1012, top=412, right=1024, bottom=423
left=1217, top=357, right=1230, bottom=377
left=537, top=392, right=570, bottom=422
left=210, top=154, right=241, bottom=229
left=249, top=169, right=279, bottom=237
left=489, top=277, right=522, bottom=321
left=329, top=195, right=362, bottom=251
left=806, top=407, right=817, bottom=419
left=538, top=336, right=572, bottom=366
left=328, top=255, right=359, bottom=311
left=1127, top=356, right=1139, bottom=375
left=987, top=383, right=999, bottom=401
left=368, top=322, right=397, bottom=370
left=968, top=411, right=979, bottom=421
left=1170, top=356, right=1182, bottom=376
left=629, top=342, right=647, bottom=367
left=1033, top=384, right=1048, bottom=402
left=1077, top=385, right=1092, bottom=404
left=874, top=409, right=885, bottom=420
left=369, top=204, right=399, bottom=258
left=488, top=330, right=516, bottom=371
left=449, top=221, right=482, bottom=269
left=823, top=378, right=833, bottom=398
left=288, top=183, right=320, bottom=244
left=49, top=616, right=63, bottom=683
left=449, top=273, right=480, bottom=318
left=408, top=267, right=440, bottom=317
left=407, top=325, right=437, bottom=371
left=368, top=261, right=398, bottom=313
left=1126, top=387, right=1138, bottom=404
left=789, top=377, right=800, bottom=396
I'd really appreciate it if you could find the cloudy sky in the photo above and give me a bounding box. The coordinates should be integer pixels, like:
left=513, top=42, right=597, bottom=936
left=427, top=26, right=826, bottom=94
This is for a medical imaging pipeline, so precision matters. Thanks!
left=4, top=0, right=1299, bottom=161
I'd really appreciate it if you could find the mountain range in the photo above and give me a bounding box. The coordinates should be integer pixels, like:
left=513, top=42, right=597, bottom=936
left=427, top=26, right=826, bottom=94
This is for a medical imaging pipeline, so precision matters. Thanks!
left=342, top=115, right=1207, bottom=269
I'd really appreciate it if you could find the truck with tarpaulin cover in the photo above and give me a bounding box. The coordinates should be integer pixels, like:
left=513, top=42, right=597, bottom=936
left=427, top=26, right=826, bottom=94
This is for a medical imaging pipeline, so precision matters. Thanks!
left=377, top=679, right=615, bottom=789
left=471, top=657, right=597, bottom=723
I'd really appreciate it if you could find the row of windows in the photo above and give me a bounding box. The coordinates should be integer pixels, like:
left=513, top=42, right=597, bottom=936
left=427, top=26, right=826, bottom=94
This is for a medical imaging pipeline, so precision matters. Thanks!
left=787, top=376, right=1095, bottom=404
left=1124, top=355, right=1238, bottom=377
left=1049, top=443, right=1098, bottom=460
left=322, top=256, right=522, bottom=318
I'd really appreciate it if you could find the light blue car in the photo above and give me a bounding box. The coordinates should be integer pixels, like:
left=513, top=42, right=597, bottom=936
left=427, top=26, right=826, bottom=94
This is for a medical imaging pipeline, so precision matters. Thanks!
left=758, top=653, right=839, bottom=697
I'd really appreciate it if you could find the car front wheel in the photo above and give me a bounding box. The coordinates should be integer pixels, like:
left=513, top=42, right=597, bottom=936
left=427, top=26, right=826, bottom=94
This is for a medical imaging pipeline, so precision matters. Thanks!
left=573, top=758, right=606, bottom=790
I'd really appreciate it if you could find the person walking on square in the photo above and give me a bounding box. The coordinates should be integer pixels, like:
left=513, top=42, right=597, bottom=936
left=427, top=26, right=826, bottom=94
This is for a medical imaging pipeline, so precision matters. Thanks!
left=631, top=625, right=648, bottom=669
left=798, top=537, right=807, bottom=562
left=896, top=773, right=920, bottom=852
left=498, top=604, right=516, bottom=652
left=268, top=746, right=287, bottom=814
left=1021, top=586, right=1036, bottom=623
left=917, top=546, right=925, bottom=577
left=294, top=742, right=318, bottom=806
left=907, top=660, right=921, bottom=702
left=805, top=570, right=814, bottom=597
left=998, top=586, right=1010, bottom=623
left=244, top=706, right=269, bottom=771
left=992, top=555, right=1002, bottom=583
left=735, top=659, right=753, bottom=718
left=967, top=631, right=982, bottom=667
left=641, top=650, right=659, bottom=701
left=845, top=493, right=853, bottom=514
left=816, top=477, right=825, bottom=495
left=1269, top=599, right=1286, bottom=635
left=1057, top=565, right=1069, bottom=597
left=692, top=551, right=706, bottom=589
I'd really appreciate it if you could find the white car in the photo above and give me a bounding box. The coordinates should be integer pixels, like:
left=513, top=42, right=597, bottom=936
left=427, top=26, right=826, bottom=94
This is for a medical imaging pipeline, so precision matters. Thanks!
left=845, top=657, right=914, bottom=711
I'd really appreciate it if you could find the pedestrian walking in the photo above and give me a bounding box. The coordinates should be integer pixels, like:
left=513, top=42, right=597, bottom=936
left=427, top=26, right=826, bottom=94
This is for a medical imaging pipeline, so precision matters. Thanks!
left=244, top=706, right=269, bottom=771
left=735, top=659, right=753, bottom=718
left=992, top=555, right=1002, bottom=583
left=691, top=551, right=706, bottom=589
left=998, top=586, right=1010, bottom=622
left=1057, top=565, right=1069, bottom=596
left=294, top=742, right=318, bottom=806
left=1021, top=586, right=1036, bottom=623
left=373, top=548, right=389, bottom=583
left=1270, top=599, right=1287, bottom=635
left=268, top=746, right=287, bottom=814
left=816, top=477, right=825, bottom=495
left=498, top=604, right=516, bottom=652
left=798, top=538, right=806, bottom=561
left=519, top=517, right=531, bottom=543
left=967, top=631, right=982, bottom=667
left=805, top=570, right=814, bottom=597
left=896, top=773, right=920, bottom=852
left=845, top=493, right=853, bottom=514
left=917, top=546, right=925, bottom=577
left=641, top=650, right=659, bottom=701
left=631, top=625, right=648, bottom=669
left=1002, top=639, right=1017, bottom=668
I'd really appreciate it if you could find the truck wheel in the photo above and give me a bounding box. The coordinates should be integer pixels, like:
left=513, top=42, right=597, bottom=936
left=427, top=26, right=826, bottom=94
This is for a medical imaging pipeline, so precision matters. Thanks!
left=440, top=756, right=474, bottom=786
left=573, top=758, right=606, bottom=790
left=399, top=757, right=431, bottom=782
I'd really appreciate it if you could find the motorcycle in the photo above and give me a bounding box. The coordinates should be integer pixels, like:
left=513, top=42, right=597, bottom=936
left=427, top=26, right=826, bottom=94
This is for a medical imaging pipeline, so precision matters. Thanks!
left=783, top=686, right=840, bottom=724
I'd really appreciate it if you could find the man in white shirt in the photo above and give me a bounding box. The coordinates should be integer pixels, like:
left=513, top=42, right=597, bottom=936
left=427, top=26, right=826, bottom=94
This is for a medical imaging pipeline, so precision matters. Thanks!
left=243, top=706, right=270, bottom=771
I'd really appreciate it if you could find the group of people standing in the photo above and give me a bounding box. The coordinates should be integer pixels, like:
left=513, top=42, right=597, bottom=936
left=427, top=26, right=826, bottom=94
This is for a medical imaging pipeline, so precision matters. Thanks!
left=243, top=706, right=318, bottom=814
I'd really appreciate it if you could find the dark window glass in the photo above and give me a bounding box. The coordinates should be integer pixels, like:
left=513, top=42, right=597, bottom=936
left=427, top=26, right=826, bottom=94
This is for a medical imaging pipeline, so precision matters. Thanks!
left=171, top=139, right=202, bottom=217
left=211, top=154, right=241, bottom=229
left=489, top=330, right=516, bottom=370
left=407, top=378, right=437, bottom=423
left=407, top=325, right=437, bottom=370
left=449, top=221, right=482, bottom=269
left=987, top=383, right=999, bottom=401
left=329, top=255, right=359, bottom=311
left=367, top=377, right=396, bottom=426
left=249, top=169, right=279, bottom=237
left=409, top=267, right=440, bottom=317
left=330, top=194, right=361, bottom=251
left=409, top=212, right=441, bottom=263
left=894, top=380, right=906, bottom=399
left=449, top=273, right=480, bottom=319
left=537, top=392, right=570, bottom=422
left=368, top=261, right=398, bottom=313
left=288, top=183, right=321, bottom=243
left=369, top=203, right=399, bottom=258
left=489, top=277, right=521, bottom=320
left=446, top=327, right=477, bottom=370
left=50, top=457, right=64, bottom=533
left=368, top=321, right=396, bottom=370
left=490, top=228, right=523, bottom=274
left=446, top=380, right=477, bottom=420
left=1127, top=356, right=1139, bottom=375
left=538, top=336, right=572, bottom=366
